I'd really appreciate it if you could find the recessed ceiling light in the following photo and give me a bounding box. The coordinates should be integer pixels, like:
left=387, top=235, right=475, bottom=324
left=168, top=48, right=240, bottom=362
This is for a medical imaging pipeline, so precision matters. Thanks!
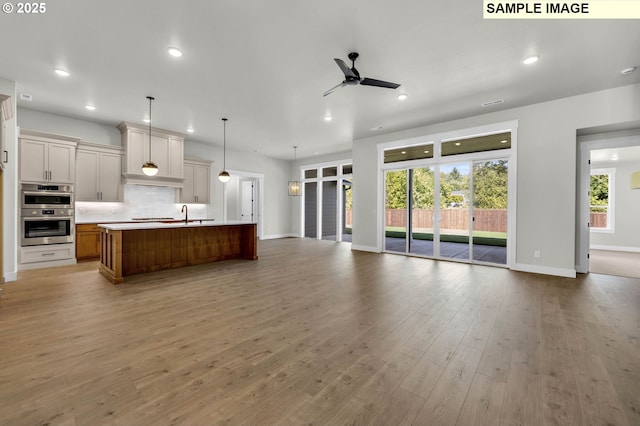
left=167, top=47, right=183, bottom=57
left=85, top=105, right=96, bottom=111
left=424, top=150, right=430, bottom=153
left=455, top=142, right=462, bottom=146
left=397, top=93, right=408, bottom=101
left=324, top=115, right=333, bottom=122
left=371, top=126, right=384, bottom=131
left=500, top=139, right=508, bottom=144
left=54, top=68, right=70, bottom=77
left=401, top=151, right=407, bottom=154
left=187, top=127, right=194, bottom=133
left=143, top=118, right=150, bottom=123
left=621, top=66, right=637, bottom=76
left=523, top=55, right=539, bottom=65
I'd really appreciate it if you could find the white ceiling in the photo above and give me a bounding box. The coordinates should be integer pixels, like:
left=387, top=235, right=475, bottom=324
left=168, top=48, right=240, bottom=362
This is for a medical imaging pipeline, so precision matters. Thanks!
left=2, top=0, right=639, bottom=160
left=591, top=146, right=640, bottom=165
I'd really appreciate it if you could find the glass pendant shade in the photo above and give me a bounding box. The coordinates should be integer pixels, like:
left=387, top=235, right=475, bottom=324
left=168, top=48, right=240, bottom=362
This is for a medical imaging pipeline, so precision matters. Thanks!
left=288, top=180, right=301, bottom=196
left=218, top=170, right=230, bottom=183
left=142, top=161, right=159, bottom=176
left=288, top=145, right=301, bottom=196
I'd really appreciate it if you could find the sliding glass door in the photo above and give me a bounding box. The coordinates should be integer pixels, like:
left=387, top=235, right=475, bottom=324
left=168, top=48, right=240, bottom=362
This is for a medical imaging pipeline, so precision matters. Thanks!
left=472, top=160, right=508, bottom=264
left=409, top=167, right=435, bottom=256
left=439, top=163, right=471, bottom=260
left=384, top=160, right=507, bottom=266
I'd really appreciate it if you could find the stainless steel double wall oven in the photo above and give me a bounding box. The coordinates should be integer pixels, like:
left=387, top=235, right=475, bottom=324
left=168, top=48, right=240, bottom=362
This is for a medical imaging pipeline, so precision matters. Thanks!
left=21, top=183, right=74, bottom=246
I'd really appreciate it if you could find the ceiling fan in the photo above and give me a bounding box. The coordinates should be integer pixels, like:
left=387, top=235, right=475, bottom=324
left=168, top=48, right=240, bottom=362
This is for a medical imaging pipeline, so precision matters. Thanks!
left=323, top=52, right=401, bottom=97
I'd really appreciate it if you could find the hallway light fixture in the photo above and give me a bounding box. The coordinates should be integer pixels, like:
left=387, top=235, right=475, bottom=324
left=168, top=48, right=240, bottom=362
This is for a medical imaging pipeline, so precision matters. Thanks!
left=288, top=146, right=301, bottom=196
left=218, top=118, right=230, bottom=183
left=141, top=96, right=159, bottom=176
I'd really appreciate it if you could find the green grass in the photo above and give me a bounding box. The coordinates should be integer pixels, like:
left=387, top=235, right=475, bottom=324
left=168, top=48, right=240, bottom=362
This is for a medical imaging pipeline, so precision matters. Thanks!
left=384, top=227, right=507, bottom=247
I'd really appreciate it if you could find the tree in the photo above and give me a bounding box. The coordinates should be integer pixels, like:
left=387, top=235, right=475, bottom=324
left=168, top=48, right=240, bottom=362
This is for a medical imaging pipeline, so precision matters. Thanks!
left=473, top=160, right=508, bottom=209
left=590, top=174, right=609, bottom=207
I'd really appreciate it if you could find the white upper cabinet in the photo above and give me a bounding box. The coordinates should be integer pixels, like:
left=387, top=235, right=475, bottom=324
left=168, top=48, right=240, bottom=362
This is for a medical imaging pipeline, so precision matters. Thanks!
left=180, top=159, right=211, bottom=204
left=19, top=130, right=78, bottom=184
left=76, top=143, right=123, bottom=202
left=118, top=121, right=185, bottom=187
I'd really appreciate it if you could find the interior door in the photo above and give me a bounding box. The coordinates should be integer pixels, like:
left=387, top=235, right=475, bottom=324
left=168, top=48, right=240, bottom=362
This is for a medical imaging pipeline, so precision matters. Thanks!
left=240, top=180, right=254, bottom=222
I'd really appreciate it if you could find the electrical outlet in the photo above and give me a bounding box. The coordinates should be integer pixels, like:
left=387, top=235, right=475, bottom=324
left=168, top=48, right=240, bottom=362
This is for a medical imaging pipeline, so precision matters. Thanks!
left=534, top=250, right=541, bottom=258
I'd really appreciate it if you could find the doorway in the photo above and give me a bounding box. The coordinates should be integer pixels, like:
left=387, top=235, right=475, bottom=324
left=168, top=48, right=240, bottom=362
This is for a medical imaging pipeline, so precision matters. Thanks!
left=225, top=170, right=264, bottom=239
left=576, top=131, right=640, bottom=276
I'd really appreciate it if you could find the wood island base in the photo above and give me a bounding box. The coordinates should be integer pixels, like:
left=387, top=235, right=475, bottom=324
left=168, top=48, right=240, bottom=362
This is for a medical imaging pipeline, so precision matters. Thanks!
left=99, top=223, right=258, bottom=284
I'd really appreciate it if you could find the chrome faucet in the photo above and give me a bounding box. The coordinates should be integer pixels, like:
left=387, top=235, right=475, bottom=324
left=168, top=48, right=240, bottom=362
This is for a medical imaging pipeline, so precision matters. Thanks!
left=181, top=204, right=188, bottom=223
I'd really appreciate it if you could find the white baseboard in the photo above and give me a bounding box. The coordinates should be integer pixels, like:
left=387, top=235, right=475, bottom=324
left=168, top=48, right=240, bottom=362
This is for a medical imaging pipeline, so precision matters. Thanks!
left=260, top=233, right=298, bottom=240
left=2, top=272, right=17, bottom=283
left=351, top=244, right=381, bottom=253
left=590, top=245, right=640, bottom=253
left=512, top=263, right=577, bottom=278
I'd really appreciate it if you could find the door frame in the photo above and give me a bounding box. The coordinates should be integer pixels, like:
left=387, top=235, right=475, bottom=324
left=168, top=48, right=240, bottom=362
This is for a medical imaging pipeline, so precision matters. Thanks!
left=226, top=169, right=264, bottom=239
left=576, top=130, right=640, bottom=273
left=378, top=120, right=518, bottom=269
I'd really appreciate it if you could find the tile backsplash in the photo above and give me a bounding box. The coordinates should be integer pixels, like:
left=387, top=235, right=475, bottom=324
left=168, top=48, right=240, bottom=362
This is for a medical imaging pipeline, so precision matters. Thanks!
left=76, top=185, right=207, bottom=222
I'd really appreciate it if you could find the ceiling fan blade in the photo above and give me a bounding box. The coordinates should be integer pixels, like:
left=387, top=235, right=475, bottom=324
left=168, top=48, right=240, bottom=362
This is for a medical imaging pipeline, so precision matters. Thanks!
left=323, top=81, right=347, bottom=97
left=334, top=58, right=357, bottom=79
left=360, top=78, right=401, bottom=89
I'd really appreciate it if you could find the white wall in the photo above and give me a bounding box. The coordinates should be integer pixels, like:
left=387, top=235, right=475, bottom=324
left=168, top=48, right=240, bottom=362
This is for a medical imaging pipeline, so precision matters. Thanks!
left=1, top=78, right=18, bottom=282
left=17, top=108, right=120, bottom=146
left=352, top=83, right=640, bottom=277
left=591, top=159, right=640, bottom=250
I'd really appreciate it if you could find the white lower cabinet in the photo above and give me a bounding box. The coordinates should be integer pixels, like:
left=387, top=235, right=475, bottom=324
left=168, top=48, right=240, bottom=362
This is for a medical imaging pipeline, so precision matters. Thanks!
left=20, top=244, right=76, bottom=269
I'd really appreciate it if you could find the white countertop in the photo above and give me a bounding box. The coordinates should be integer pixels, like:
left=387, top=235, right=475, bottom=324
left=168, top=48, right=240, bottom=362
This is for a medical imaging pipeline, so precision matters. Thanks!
left=97, top=220, right=254, bottom=231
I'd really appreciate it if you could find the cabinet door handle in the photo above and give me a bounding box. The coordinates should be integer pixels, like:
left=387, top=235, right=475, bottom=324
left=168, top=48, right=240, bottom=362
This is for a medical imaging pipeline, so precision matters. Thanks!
left=3, top=150, right=7, bottom=163
left=41, top=252, right=55, bottom=257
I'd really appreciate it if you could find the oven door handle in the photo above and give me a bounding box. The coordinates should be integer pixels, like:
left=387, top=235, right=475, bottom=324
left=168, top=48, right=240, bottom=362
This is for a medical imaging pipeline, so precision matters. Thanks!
left=23, top=216, right=73, bottom=221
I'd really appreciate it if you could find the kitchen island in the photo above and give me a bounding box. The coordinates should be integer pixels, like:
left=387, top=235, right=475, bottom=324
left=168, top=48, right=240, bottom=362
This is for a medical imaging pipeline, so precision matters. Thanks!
left=98, top=221, right=257, bottom=284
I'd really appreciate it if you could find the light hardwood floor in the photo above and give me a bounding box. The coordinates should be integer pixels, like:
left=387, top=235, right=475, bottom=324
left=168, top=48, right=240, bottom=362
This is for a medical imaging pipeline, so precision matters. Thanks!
left=1, top=238, right=639, bottom=425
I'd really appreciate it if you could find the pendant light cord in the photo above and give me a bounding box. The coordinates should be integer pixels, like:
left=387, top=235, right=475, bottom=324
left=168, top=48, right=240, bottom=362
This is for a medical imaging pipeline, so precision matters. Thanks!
left=147, top=96, right=154, bottom=161
left=222, top=118, right=227, bottom=170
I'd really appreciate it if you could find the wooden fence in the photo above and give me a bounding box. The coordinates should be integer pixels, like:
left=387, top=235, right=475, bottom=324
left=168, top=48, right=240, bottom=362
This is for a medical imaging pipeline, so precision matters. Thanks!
left=590, top=212, right=607, bottom=228
left=345, top=209, right=608, bottom=231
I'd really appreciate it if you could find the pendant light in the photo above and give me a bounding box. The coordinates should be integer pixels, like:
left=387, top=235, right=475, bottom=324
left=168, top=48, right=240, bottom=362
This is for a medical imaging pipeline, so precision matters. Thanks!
left=141, top=96, right=159, bottom=176
left=218, top=118, right=230, bottom=182
left=288, top=146, right=301, bottom=196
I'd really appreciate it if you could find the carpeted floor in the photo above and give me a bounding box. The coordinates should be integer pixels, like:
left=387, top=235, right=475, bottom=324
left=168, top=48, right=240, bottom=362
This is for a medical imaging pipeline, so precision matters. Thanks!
left=589, top=249, right=640, bottom=279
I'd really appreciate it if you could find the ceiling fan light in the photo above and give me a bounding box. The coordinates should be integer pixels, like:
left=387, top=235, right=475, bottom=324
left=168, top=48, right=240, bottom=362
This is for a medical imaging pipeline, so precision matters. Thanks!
left=218, top=170, right=230, bottom=183
left=142, top=161, right=159, bottom=176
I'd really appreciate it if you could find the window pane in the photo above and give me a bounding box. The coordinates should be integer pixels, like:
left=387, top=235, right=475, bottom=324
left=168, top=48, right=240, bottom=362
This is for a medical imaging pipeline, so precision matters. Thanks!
left=590, top=173, right=609, bottom=228
left=342, top=164, right=353, bottom=174
left=384, top=144, right=434, bottom=163
left=304, top=169, right=317, bottom=179
left=323, top=166, right=338, bottom=177
left=442, top=132, right=510, bottom=156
